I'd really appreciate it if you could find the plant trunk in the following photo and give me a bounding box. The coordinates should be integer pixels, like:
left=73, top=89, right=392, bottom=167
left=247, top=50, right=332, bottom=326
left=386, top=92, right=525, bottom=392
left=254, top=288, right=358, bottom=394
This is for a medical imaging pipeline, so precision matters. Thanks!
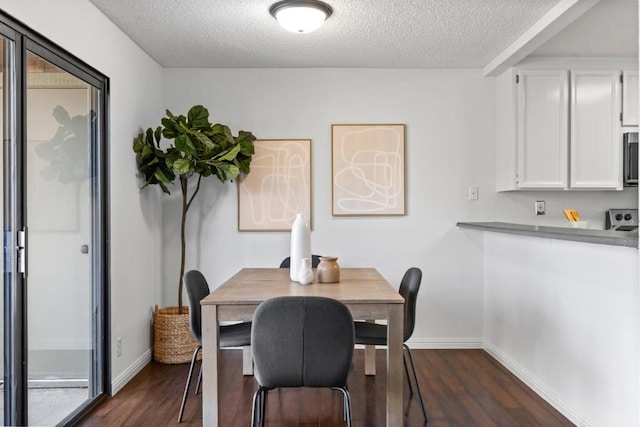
left=178, top=176, right=188, bottom=313
left=177, top=175, right=202, bottom=314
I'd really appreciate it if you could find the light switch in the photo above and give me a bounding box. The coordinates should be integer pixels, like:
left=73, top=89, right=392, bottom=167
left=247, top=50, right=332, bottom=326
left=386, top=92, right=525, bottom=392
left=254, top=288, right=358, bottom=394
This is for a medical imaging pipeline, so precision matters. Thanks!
left=468, top=186, right=479, bottom=201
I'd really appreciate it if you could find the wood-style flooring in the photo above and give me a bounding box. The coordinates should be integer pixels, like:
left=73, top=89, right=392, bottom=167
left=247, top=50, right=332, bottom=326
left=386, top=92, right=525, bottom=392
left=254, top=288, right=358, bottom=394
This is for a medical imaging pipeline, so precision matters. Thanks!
left=77, top=349, right=575, bottom=427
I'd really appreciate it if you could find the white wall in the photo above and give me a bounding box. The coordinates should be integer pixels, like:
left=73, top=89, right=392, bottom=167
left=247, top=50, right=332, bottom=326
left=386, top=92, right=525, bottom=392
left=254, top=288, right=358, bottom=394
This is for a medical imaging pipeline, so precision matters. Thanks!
left=482, top=231, right=639, bottom=427
left=162, top=68, right=495, bottom=346
left=163, top=68, right=639, bottom=425
left=0, top=0, right=165, bottom=390
left=162, top=68, right=637, bottom=344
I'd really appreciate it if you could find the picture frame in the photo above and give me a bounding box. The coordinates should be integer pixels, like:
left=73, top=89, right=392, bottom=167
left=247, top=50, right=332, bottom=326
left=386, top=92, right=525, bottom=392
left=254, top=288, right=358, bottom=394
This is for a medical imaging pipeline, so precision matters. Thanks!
left=238, top=139, right=312, bottom=231
left=332, top=124, right=406, bottom=216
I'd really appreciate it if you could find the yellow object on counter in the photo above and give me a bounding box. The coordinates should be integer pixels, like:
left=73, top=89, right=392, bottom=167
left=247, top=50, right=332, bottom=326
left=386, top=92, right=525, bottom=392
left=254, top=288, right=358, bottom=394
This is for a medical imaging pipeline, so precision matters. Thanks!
left=562, top=209, right=580, bottom=222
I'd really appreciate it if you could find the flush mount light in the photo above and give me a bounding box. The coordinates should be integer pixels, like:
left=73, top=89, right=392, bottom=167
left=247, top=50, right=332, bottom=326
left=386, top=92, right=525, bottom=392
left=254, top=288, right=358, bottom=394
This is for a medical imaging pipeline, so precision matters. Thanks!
left=269, top=0, right=333, bottom=33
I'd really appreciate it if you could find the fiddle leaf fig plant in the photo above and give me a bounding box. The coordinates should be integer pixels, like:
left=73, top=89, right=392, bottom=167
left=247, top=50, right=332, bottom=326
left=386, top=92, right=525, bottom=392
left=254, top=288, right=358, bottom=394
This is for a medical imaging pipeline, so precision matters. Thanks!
left=133, top=105, right=256, bottom=312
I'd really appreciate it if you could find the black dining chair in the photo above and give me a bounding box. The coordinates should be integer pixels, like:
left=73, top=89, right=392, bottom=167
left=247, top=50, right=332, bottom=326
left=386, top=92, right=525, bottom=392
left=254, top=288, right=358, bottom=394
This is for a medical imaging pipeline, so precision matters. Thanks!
left=178, top=270, right=252, bottom=423
left=353, top=267, right=428, bottom=423
left=251, top=296, right=355, bottom=427
left=279, top=254, right=322, bottom=268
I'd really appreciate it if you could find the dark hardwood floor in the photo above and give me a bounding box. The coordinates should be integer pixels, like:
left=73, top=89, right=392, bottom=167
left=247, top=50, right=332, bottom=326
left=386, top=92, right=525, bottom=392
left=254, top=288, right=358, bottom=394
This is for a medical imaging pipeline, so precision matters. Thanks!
left=77, top=349, right=575, bottom=427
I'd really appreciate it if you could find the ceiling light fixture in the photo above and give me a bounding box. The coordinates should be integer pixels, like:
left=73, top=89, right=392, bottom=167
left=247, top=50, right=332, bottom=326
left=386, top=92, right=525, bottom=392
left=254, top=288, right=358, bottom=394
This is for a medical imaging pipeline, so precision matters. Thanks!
left=269, top=0, right=333, bottom=34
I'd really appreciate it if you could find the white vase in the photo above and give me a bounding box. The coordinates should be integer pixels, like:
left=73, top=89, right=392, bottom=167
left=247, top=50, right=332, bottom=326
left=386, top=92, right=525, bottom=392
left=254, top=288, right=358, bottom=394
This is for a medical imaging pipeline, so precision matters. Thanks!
left=290, top=213, right=311, bottom=281
left=298, top=258, right=313, bottom=285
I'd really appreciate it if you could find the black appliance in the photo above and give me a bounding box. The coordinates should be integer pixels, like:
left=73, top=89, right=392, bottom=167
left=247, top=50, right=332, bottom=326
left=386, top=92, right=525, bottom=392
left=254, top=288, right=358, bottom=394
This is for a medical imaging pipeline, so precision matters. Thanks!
left=605, top=209, right=638, bottom=231
left=624, top=132, right=638, bottom=187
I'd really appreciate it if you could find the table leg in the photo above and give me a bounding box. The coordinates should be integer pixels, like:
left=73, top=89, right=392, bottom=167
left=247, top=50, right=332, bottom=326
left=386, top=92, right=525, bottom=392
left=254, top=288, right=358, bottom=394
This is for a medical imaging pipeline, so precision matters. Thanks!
left=364, top=319, right=376, bottom=375
left=242, top=346, right=254, bottom=375
left=202, top=304, right=219, bottom=426
left=387, top=304, right=403, bottom=427
left=364, top=345, right=376, bottom=375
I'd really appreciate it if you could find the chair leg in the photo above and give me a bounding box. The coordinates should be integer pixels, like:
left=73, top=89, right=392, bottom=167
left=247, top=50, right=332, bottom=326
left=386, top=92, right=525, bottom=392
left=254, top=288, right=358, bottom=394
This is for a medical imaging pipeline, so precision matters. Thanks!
left=343, top=386, right=348, bottom=421
left=195, top=364, right=202, bottom=394
left=177, top=345, right=202, bottom=423
left=251, top=388, right=262, bottom=427
left=404, top=344, right=428, bottom=423
left=333, top=387, right=352, bottom=427
left=403, top=350, right=413, bottom=396
left=260, top=389, right=268, bottom=427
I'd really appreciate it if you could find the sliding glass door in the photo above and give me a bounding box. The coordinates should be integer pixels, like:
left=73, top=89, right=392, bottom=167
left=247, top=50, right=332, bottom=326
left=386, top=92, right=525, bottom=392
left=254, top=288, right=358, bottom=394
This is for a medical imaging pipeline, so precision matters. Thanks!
left=0, top=14, right=109, bottom=426
left=0, top=30, right=15, bottom=427
left=25, top=49, right=102, bottom=426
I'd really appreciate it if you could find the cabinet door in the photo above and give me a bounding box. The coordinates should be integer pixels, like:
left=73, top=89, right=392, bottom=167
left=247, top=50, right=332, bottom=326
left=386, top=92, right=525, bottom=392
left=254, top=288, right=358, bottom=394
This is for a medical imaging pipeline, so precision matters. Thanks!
left=622, top=70, right=638, bottom=126
left=517, top=70, right=569, bottom=188
left=570, top=70, right=622, bottom=189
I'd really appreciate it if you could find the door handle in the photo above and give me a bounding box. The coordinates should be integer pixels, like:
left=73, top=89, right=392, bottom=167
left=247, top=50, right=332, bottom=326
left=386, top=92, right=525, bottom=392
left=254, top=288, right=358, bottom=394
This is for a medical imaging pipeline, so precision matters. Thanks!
left=17, top=228, right=27, bottom=276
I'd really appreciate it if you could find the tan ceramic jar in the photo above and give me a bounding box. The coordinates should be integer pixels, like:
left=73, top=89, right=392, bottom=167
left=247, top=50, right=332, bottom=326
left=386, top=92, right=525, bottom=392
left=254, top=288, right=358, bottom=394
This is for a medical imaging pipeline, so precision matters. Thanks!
left=317, top=257, right=340, bottom=283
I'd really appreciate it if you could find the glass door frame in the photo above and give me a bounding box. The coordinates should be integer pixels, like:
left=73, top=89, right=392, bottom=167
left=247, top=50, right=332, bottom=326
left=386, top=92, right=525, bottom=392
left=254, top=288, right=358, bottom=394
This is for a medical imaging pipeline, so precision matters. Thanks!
left=0, top=11, right=110, bottom=426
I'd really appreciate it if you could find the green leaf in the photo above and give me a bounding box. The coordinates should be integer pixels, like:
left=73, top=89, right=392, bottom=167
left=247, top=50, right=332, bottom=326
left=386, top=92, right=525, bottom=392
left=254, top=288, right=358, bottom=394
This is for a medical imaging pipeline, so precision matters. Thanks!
left=173, top=158, right=192, bottom=175
left=192, top=132, right=214, bottom=152
left=133, top=133, right=144, bottom=153
left=175, top=135, right=197, bottom=156
left=211, top=124, right=235, bottom=147
left=158, top=181, right=171, bottom=194
left=145, top=157, right=159, bottom=166
left=140, top=144, right=154, bottom=159
left=144, top=127, right=154, bottom=146
left=154, top=167, right=173, bottom=184
left=235, top=156, right=252, bottom=174
left=161, top=118, right=179, bottom=139
left=214, top=144, right=242, bottom=161
left=213, top=162, right=240, bottom=182
left=238, top=139, right=255, bottom=156
left=236, top=130, right=257, bottom=146
left=187, top=105, right=210, bottom=131
left=154, top=126, right=163, bottom=146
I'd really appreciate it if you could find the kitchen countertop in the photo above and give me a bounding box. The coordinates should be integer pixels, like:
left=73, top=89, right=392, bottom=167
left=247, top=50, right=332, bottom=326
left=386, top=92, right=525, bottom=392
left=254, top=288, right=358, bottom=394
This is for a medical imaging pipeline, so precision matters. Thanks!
left=456, top=221, right=638, bottom=248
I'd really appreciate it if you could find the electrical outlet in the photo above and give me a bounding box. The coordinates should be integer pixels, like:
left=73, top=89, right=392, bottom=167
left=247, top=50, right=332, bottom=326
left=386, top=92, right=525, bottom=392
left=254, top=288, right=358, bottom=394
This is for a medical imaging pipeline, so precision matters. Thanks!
left=116, top=337, right=122, bottom=358
left=468, top=185, right=479, bottom=201
left=535, top=200, right=546, bottom=215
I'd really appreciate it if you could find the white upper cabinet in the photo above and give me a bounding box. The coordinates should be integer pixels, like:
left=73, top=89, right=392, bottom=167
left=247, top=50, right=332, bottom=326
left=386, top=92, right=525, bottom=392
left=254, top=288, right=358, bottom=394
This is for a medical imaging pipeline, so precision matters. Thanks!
left=570, top=70, right=621, bottom=189
left=496, top=62, right=626, bottom=191
left=516, top=70, right=569, bottom=189
left=622, top=70, right=638, bottom=126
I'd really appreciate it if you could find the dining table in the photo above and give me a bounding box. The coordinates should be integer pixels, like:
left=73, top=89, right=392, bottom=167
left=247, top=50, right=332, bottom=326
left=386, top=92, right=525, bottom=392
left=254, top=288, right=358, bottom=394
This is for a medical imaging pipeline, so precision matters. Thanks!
left=200, top=267, right=405, bottom=426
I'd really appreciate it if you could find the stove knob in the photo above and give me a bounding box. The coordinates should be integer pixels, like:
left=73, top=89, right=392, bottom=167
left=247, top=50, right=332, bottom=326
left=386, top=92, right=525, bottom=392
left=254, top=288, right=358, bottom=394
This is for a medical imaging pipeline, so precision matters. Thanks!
left=625, top=213, right=633, bottom=221
left=616, top=213, right=624, bottom=221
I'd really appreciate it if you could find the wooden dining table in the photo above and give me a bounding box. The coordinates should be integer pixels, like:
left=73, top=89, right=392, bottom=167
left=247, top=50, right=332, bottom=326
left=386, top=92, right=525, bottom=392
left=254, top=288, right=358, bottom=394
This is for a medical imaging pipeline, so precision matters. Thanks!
left=200, top=267, right=405, bottom=426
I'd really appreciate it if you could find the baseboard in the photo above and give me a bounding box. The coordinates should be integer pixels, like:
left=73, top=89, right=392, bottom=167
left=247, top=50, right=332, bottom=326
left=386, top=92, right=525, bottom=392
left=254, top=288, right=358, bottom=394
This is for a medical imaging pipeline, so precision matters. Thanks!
left=406, top=337, right=483, bottom=349
left=111, top=349, right=152, bottom=395
left=483, top=341, right=592, bottom=427
left=355, top=337, right=483, bottom=349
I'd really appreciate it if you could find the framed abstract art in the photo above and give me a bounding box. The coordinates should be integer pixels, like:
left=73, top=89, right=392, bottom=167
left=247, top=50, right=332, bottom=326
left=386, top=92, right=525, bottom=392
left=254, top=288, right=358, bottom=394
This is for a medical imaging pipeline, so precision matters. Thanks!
left=238, top=139, right=312, bottom=231
left=332, top=124, right=405, bottom=216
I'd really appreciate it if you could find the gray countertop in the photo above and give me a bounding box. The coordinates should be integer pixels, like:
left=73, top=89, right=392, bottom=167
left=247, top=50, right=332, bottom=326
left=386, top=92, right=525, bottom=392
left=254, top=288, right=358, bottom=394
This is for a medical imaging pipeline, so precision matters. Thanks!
left=456, top=221, right=638, bottom=248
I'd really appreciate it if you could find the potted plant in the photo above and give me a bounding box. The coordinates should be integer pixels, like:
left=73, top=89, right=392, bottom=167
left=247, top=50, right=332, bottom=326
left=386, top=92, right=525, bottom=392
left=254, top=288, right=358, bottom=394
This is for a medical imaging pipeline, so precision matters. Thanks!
left=133, top=105, right=256, bottom=363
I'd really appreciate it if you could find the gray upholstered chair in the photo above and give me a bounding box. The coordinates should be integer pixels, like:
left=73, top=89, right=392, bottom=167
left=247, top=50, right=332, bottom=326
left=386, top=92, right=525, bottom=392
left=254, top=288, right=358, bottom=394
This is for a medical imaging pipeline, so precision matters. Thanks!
left=353, top=267, right=428, bottom=422
left=178, top=270, right=252, bottom=423
left=251, top=296, right=354, bottom=427
left=279, top=254, right=322, bottom=268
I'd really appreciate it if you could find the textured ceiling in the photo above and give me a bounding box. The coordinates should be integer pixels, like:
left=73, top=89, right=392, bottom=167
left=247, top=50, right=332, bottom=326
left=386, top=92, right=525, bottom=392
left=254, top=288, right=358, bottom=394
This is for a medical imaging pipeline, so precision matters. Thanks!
left=533, top=0, right=638, bottom=57
left=87, top=0, right=636, bottom=69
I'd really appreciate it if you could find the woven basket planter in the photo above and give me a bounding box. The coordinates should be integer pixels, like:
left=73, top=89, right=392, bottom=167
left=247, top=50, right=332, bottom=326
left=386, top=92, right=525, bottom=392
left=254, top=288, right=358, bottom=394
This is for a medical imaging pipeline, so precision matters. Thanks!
left=153, top=305, right=200, bottom=364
